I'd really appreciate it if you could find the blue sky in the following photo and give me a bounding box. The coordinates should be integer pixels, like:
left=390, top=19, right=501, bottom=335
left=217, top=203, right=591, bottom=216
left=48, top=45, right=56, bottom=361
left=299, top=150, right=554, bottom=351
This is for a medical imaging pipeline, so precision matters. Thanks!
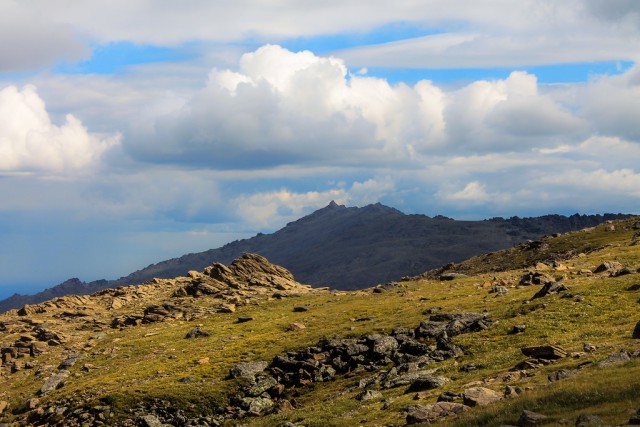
left=0, top=1, right=639, bottom=299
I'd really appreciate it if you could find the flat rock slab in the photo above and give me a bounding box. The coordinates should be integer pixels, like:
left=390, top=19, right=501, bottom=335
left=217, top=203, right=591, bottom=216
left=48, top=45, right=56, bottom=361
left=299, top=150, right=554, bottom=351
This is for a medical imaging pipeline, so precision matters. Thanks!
left=462, top=387, right=503, bottom=407
left=40, top=370, right=70, bottom=395
left=521, top=345, right=567, bottom=359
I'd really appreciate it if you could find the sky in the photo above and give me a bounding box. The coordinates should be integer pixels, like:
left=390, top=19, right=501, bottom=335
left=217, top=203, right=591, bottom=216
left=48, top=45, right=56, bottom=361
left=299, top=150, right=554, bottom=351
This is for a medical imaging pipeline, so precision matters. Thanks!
left=1, top=1, right=639, bottom=299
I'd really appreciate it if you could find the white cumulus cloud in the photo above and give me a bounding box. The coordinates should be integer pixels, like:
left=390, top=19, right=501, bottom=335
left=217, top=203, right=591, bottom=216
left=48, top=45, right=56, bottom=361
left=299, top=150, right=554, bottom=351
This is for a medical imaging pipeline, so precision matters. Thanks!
left=0, top=85, right=120, bottom=173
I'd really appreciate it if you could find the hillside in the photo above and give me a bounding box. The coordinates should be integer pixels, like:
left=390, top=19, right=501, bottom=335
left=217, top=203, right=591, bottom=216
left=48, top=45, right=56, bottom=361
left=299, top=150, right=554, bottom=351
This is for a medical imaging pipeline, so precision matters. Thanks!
left=0, top=202, right=631, bottom=312
left=0, top=217, right=639, bottom=426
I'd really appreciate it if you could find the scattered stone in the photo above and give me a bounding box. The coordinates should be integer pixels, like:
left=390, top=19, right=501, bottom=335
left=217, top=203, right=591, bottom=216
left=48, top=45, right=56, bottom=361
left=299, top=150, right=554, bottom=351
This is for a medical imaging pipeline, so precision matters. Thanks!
left=504, top=385, right=523, bottom=398
left=518, top=410, right=547, bottom=426
left=293, top=306, right=309, bottom=312
left=611, top=267, right=637, bottom=277
left=286, top=323, right=306, bottom=331
left=139, top=414, right=165, bottom=427
left=629, top=408, right=640, bottom=425
left=40, top=370, right=70, bottom=395
left=356, top=390, right=383, bottom=401
left=521, top=345, right=567, bottom=359
left=58, top=354, right=85, bottom=370
left=217, top=303, right=236, bottom=313
left=237, top=316, right=254, bottom=323
left=511, top=324, right=526, bottom=334
left=25, top=398, right=40, bottom=410
left=185, top=327, right=210, bottom=339
left=583, top=343, right=597, bottom=352
left=462, top=387, right=502, bottom=407
left=575, top=413, right=604, bottom=427
left=406, top=402, right=469, bottom=424
left=519, top=272, right=555, bottom=286
left=594, top=261, right=623, bottom=274
left=406, top=375, right=449, bottom=392
left=548, top=369, right=576, bottom=382
left=438, top=391, right=463, bottom=402
left=531, top=282, right=569, bottom=299
left=229, top=361, right=269, bottom=380
left=490, top=285, right=509, bottom=296
left=0, top=401, right=7, bottom=415
left=439, top=272, right=467, bottom=281
left=596, top=350, right=630, bottom=367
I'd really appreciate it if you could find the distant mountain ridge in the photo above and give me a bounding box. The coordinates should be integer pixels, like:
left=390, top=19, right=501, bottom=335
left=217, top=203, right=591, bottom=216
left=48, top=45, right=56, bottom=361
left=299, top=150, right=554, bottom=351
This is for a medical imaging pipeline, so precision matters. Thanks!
left=0, top=202, right=631, bottom=312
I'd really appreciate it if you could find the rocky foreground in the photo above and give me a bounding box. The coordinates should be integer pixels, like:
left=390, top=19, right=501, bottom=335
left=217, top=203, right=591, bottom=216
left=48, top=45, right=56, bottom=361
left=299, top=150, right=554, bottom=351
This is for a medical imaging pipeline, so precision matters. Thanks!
left=1, top=218, right=640, bottom=426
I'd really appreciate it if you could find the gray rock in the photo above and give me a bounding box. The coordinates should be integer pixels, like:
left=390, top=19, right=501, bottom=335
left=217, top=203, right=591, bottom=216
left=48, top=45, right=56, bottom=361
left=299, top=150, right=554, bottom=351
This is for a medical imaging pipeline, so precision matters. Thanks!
left=229, top=361, right=269, bottom=380
left=58, top=353, right=85, bottom=370
left=40, top=370, right=70, bottom=395
left=371, top=336, right=399, bottom=356
left=531, top=282, right=569, bottom=299
left=594, top=261, right=623, bottom=273
left=240, top=396, right=275, bottom=415
left=575, top=413, right=604, bottom=427
left=243, top=375, right=278, bottom=397
left=139, top=415, right=164, bottom=427
left=356, top=390, right=383, bottom=401
left=407, top=375, right=449, bottom=392
left=596, top=350, right=630, bottom=367
left=548, top=369, right=576, bottom=382
left=406, top=402, right=469, bottom=424
left=185, top=327, right=210, bottom=339
left=518, top=410, right=547, bottom=426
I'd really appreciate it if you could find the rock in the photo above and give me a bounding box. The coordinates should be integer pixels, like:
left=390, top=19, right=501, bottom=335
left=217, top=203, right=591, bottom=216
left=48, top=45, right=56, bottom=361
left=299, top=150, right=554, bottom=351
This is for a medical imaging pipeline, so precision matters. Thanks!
left=519, top=272, right=555, bottom=286
left=596, top=350, right=630, bottom=367
left=406, top=402, right=469, bottom=424
left=229, top=361, right=269, bottom=380
left=611, top=267, right=637, bottom=277
left=40, top=370, right=70, bottom=395
left=629, top=409, right=640, bottom=425
left=0, top=401, right=7, bottom=414
left=371, top=336, right=399, bottom=356
left=240, top=396, right=275, bottom=415
left=26, top=398, right=40, bottom=410
left=243, top=375, right=279, bottom=397
left=511, top=324, right=526, bottom=334
left=407, top=375, right=449, bottom=392
left=293, top=306, right=309, bottom=312
left=287, top=323, right=306, bottom=331
left=462, top=387, right=502, bottom=407
left=237, top=316, right=254, bottom=323
left=518, top=410, right=547, bottom=426
left=575, top=413, right=604, bottom=427
left=504, top=385, right=523, bottom=398
left=531, top=282, right=569, bottom=299
left=594, top=261, right=623, bottom=273
left=633, top=321, right=640, bottom=339
left=185, top=327, right=210, bottom=339
left=58, top=354, right=85, bottom=370
left=217, top=303, right=236, bottom=313
left=356, top=390, right=383, bottom=401
left=548, top=369, right=576, bottom=382
left=139, top=414, right=165, bottom=427
left=439, top=273, right=467, bottom=281
left=521, top=345, right=567, bottom=359
left=437, top=391, right=463, bottom=402
left=490, top=285, right=509, bottom=296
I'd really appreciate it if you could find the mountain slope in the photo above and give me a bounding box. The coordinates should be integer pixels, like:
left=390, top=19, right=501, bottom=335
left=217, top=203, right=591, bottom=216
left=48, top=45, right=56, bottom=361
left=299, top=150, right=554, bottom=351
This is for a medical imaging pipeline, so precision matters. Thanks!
left=0, top=202, right=631, bottom=312
left=0, top=217, right=639, bottom=426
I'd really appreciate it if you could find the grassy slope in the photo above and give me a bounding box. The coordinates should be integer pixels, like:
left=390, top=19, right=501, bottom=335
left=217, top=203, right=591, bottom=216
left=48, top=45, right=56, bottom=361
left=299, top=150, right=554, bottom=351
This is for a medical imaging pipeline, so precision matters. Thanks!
left=0, top=218, right=639, bottom=426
